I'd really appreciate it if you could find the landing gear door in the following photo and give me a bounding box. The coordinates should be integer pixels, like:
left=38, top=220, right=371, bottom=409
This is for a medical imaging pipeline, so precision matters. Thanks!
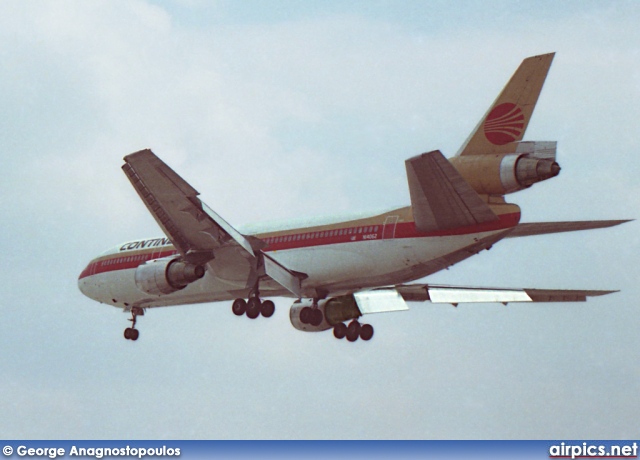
left=382, top=215, right=399, bottom=240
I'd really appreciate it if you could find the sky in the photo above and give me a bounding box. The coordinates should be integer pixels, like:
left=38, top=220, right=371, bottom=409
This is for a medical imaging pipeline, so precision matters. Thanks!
left=0, top=0, right=638, bottom=440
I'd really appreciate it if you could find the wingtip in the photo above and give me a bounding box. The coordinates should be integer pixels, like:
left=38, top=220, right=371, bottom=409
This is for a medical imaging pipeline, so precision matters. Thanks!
left=123, top=148, right=154, bottom=163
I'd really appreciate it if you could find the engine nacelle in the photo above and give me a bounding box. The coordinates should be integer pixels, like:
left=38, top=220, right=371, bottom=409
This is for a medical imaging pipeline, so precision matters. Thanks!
left=290, top=295, right=362, bottom=332
left=134, top=257, right=205, bottom=296
left=449, top=153, right=560, bottom=195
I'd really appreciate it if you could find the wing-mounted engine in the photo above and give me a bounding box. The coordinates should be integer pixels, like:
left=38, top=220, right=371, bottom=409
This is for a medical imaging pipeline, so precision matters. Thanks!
left=290, top=296, right=359, bottom=332
left=134, top=257, right=205, bottom=296
left=290, top=290, right=409, bottom=335
left=449, top=141, right=560, bottom=195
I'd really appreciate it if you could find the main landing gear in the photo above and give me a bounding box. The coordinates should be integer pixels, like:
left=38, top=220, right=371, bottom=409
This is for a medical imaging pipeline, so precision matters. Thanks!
left=333, top=320, right=374, bottom=342
left=232, top=297, right=275, bottom=319
left=124, top=306, right=144, bottom=341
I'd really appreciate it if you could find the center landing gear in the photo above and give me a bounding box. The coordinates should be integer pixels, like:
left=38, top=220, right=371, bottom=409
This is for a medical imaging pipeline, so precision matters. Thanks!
left=124, top=306, right=144, bottom=341
left=333, top=320, right=374, bottom=342
left=231, top=297, right=275, bottom=319
left=232, top=281, right=276, bottom=319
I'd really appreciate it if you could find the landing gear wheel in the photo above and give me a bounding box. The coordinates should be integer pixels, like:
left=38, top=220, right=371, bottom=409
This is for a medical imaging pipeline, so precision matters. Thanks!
left=346, top=320, right=361, bottom=342
left=232, top=298, right=247, bottom=316
left=333, top=323, right=347, bottom=339
left=300, top=307, right=313, bottom=324
left=310, top=308, right=324, bottom=326
left=246, top=297, right=261, bottom=319
left=124, top=327, right=140, bottom=340
left=359, top=324, right=374, bottom=341
left=260, top=300, right=275, bottom=318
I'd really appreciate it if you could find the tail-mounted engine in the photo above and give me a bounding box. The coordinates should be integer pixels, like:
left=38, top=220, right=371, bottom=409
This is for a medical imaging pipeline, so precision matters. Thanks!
left=134, top=257, right=205, bottom=296
left=449, top=141, right=560, bottom=195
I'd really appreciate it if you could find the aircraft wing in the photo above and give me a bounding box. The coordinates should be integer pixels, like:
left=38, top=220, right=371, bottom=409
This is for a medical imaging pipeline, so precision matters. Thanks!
left=393, top=284, right=616, bottom=304
left=122, top=149, right=260, bottom=261
left=504, top=220, right=631, bottom=238
left=122, top=149, right=306, bottom=296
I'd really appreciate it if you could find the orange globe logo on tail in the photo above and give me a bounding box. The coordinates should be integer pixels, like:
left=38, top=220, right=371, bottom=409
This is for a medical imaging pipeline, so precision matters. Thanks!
left=483, top=102, right=525, bottom=145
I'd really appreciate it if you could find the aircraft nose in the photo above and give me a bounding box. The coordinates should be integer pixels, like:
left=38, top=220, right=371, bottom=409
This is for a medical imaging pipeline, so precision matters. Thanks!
left=78, top=262, right=98, bottom=301
left=78, top=275, right=88, bottom=297
left=78, top=269, right=89, bottom=296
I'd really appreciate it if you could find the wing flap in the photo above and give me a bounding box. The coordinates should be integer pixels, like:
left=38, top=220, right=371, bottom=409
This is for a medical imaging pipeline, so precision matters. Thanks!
left=353, top=289, right=409, bottom=314
left=428, top=286, right=531, bottom=303
left=263, top=253, right=307, bottom=298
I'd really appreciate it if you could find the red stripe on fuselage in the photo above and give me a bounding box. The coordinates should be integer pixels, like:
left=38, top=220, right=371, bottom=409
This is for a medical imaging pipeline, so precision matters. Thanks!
left=78, top=249, right=178, bottom=280
left=261, top=212, right=520, bottom=251
left=78, top=212, right=520, bottom=280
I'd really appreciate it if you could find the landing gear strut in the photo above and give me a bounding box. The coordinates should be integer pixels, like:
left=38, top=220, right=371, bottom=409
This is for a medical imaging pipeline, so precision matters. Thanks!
left=124, top=306, right=144, bottom=341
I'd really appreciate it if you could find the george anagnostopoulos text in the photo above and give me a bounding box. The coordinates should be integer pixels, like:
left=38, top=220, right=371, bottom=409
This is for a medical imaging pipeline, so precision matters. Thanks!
left=13, top=445, right=180, bottom=459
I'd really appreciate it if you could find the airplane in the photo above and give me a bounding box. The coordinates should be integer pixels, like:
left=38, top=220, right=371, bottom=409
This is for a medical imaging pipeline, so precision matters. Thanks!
left=78, top=52, right=629, bottom=342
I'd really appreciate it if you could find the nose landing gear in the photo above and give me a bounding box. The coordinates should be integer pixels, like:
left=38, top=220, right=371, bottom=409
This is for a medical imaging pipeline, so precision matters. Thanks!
left=124, top=306, right=144, bottom=341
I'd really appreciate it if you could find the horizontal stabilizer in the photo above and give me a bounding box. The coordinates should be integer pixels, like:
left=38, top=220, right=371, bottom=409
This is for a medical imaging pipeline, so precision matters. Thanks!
left=394, top=284, right=617, bottom=304
left=406, top=150, right=499, bottom=233
left=506, top=220, right=631, bottom=238
left=354, top=290, right=409, bottom=314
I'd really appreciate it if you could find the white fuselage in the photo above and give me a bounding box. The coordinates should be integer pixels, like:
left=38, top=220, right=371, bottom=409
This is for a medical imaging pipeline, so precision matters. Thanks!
left=78, top=206, right=518, bottom=310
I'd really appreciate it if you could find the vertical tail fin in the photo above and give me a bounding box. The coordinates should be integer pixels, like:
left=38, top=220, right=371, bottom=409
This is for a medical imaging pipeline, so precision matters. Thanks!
left=456, top=53, right=555, bottom=156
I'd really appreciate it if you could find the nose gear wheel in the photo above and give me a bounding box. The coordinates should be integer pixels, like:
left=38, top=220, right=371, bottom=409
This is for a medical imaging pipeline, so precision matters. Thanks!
left=123, top=306, right=144, bottom=341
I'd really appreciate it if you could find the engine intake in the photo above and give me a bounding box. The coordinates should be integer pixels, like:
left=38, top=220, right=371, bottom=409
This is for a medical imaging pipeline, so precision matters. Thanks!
left=135, top=257, right=205, bottom=296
